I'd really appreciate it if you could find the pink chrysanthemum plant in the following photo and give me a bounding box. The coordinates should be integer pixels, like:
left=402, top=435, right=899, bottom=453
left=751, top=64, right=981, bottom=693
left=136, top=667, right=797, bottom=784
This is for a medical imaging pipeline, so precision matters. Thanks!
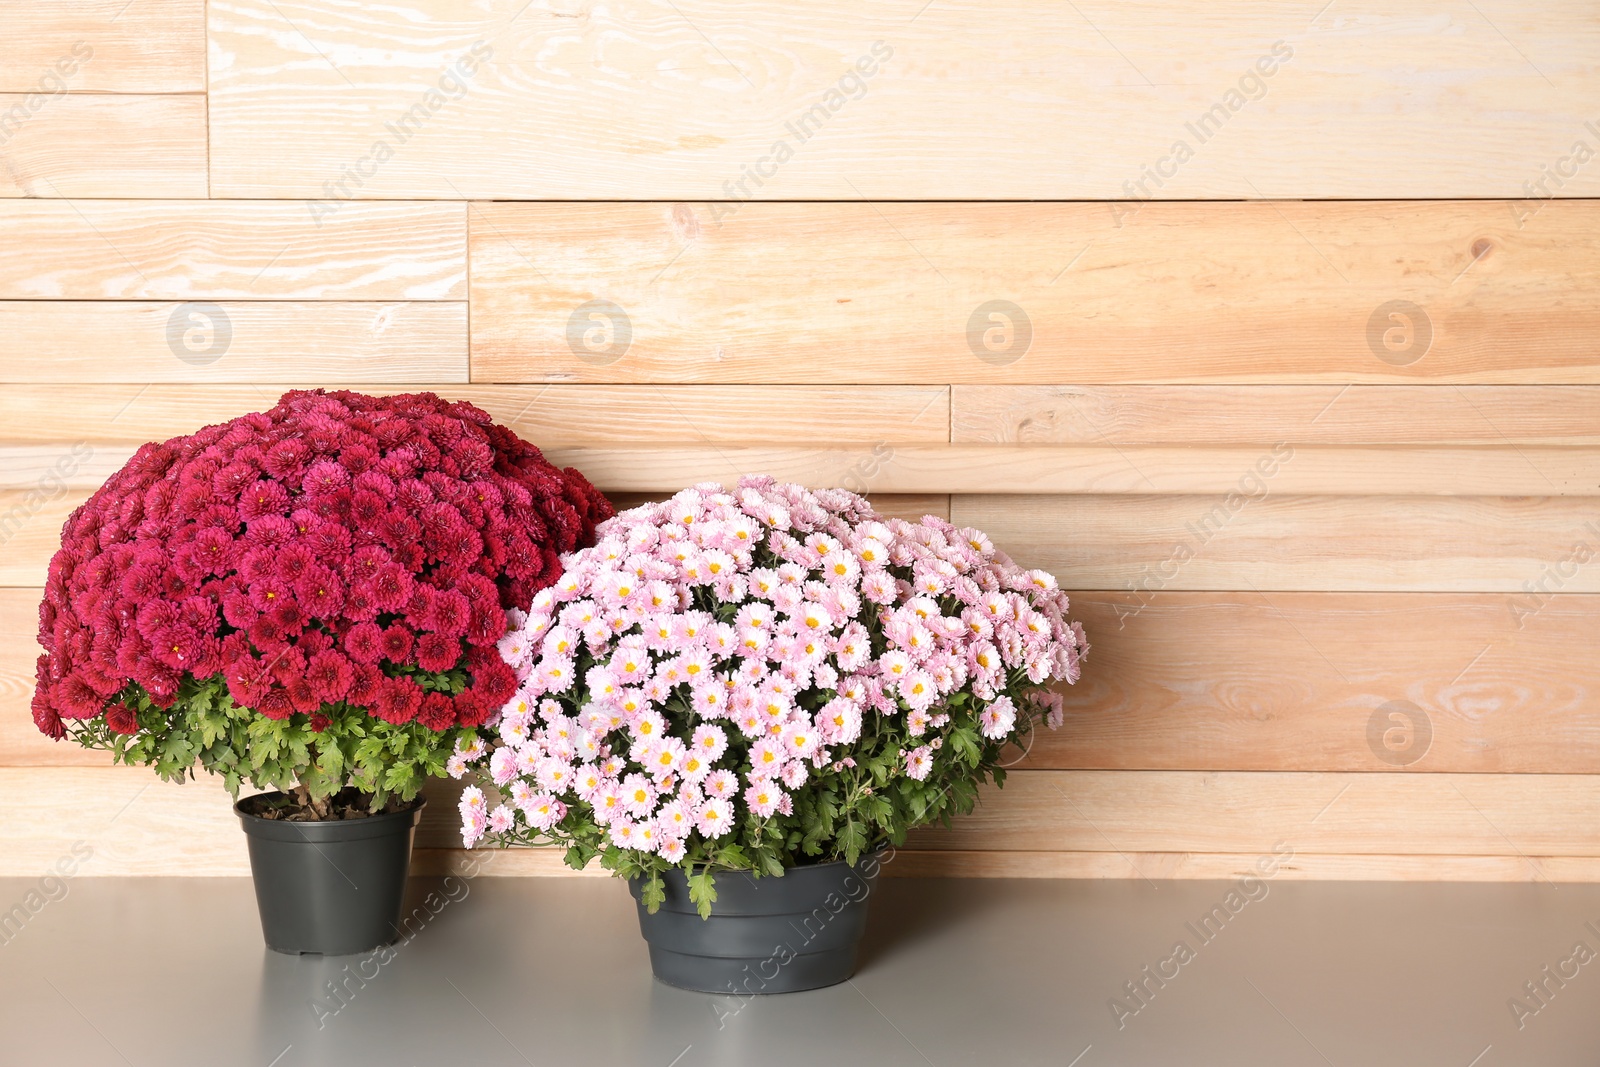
left=456, top=477, right=1088, bottom=914
left=31, top=390, right=613, bottom=817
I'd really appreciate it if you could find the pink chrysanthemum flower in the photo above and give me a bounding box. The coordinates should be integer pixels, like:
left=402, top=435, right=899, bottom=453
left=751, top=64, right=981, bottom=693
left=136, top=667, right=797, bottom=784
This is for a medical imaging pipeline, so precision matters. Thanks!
left=744, top=779, right=783, bottom=819
left=980, top=696, right=1018, bottom=741
left=691, top=724, right=728, bottom=762
left=620, top=773, right=658, bottom=818
left=695, top=797, right=733, bottom=837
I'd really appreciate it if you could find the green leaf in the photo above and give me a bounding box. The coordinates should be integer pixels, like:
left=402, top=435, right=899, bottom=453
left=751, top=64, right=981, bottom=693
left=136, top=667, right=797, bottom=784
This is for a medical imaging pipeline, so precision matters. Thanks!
left=640, top=871, right=666, bottom=914
left=687, top=866, right=719, bottom=919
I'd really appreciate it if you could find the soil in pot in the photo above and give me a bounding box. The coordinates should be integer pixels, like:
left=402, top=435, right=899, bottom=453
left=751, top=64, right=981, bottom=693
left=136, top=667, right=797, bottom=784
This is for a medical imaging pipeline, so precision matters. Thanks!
left=629, top=853, right=884, bottom=994
left=236, top=790, right=426, bottom=956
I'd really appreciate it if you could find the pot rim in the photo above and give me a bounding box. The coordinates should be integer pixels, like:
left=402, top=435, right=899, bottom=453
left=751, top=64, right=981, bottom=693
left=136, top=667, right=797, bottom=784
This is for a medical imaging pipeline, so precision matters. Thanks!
left=630, top=846, right=892, bottom=882
left=628, top=848, right=889, bottom=916
left=235, top=791, right=426, bottom=843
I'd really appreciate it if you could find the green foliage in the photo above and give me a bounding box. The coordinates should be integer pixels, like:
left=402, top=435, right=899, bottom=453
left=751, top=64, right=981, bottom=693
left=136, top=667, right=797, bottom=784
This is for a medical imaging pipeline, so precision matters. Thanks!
left=487, top=681, right=1036, bottom=912
left=65, top=670, right=477, bottom=810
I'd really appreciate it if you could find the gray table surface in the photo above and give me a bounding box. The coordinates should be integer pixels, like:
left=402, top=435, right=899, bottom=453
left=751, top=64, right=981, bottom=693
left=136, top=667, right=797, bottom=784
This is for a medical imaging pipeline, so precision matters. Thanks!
left=1, top=875, right=1597, bottom=1066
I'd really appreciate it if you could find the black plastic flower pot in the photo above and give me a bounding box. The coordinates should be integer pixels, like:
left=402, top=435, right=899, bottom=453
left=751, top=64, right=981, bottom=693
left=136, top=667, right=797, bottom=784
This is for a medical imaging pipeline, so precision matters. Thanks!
left=235, top=793, right=425, bottom=956
left=628, top=853, right=884, bottom=994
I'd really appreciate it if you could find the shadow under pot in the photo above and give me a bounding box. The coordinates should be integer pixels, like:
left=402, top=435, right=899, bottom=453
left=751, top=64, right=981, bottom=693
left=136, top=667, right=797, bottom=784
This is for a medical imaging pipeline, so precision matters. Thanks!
left=629, top=853, right=884, bottom=994
left=235, top=793, right=426, bottom=956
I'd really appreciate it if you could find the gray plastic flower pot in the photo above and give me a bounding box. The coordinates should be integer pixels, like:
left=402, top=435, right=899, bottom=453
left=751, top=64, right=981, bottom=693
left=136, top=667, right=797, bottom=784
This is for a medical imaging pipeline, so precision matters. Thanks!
left=628, top=854, right=884, bottom=994
left=236, top=793, right=425, bottom=956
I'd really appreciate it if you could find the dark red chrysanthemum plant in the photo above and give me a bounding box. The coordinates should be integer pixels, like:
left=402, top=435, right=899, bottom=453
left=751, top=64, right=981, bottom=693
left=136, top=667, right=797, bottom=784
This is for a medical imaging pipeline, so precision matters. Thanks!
left=31, top=389, right=612, bottom=813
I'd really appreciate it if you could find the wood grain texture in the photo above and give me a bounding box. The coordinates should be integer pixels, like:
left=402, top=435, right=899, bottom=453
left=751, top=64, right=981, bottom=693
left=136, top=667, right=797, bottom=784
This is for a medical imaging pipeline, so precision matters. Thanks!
left=607, top=493, right=951, bottom=523
left=6, top=767, right=1600, bottom=876
left=0, top=302, right=467, bottom=383
left=207, top=0, right=1600, bottom=199
left=5, top=442, right=1591, bottom=495
left=953, top=386, right=1600, bottom=445
left=0, top=93, right=207, bottom=197
left=0, top=767, right=249, bottom=876
left=1038, top=592, right=1600, bottom=774
left=530, top=445, right=1600, bottom=497
left=958, top=494, right=1600, bottom=592
left=904, top=770, right=1600, bottom=857
left=0, top=492, right=79, bottom=589
left=0, top=384, right=947, bottom=444
left=469, top=201, right=1600, bottom=384
left=0, top=201, right=467, bottom=300
left=0, top=0, right=205, bottom=93
left=875, top=850, right=1600, bottom=882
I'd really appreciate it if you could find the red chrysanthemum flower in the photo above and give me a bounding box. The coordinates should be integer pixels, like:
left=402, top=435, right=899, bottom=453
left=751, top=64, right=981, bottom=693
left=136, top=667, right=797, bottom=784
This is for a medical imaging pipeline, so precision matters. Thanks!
left=414, top=631, right=461, bottom=673
left=374, top=676, right=422, bottom=725
left=343, top=621, right=384, bottom=664
left=32, top=389, right=613, bottom=764
left=416, top=692, right=456, bottom=731
left=104, top=702, right=138, bottom=735
left=379, top=624, right=415, bottom=664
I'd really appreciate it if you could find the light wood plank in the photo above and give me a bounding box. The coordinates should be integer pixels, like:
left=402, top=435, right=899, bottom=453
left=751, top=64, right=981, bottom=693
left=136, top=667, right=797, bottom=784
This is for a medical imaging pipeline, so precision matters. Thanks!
left=906, top=770, right=1600, bottom=857
left=0, top=302, right=467, bottom=383
left=0, top=492, right=80, bottom=590
left=1038, top=592, right=1600, bottom=774
left=4, top=443, right=1593, bottom=495
left=606, top=492, right=949, bottom=524
left=0, top=201, right=467, bottom=300
left=862, top=494, right=950, bottom=523
left=957, top=494, right=1600, bottom=592
left=470, top=201, right=1600, bottom=384
left=0, top=0, right=205, bottom=93
left=0, top=767, right=249, bottom=875
left=2, top=443, right=1591, bottom=495
left=953, top=386, right=1600, bottom=445
left=0, top=384, right=947, bottom=445
left=531, top=445, right=1600, bottom=497
left=874, top=850, right=1600, bottom=883
left=0, top=94, right=207, bottom=197
left=412, top=847, right=608, bottom=877
left=208, top=0, right=1600, bottom=199
left=7, top=768, right=1600, bottom=876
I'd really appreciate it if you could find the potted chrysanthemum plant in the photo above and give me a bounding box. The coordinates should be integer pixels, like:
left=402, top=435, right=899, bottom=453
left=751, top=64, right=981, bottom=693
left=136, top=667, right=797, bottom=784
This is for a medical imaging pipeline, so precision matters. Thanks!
left=30, top=389, right=611, bottom=954
left=457, top=476, right=1087, bottom=992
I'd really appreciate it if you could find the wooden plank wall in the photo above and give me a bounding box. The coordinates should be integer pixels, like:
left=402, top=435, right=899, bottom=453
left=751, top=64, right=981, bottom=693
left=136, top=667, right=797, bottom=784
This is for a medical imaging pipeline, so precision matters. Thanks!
left=2, top=0, right=1599, bottom=881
